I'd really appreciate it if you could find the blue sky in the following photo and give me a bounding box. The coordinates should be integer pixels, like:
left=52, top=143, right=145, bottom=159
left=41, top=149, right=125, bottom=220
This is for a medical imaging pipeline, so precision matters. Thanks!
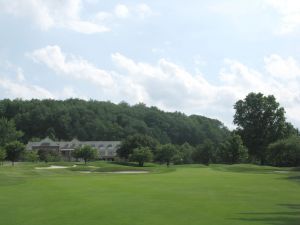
left=0, top=0, right=300, bottom=128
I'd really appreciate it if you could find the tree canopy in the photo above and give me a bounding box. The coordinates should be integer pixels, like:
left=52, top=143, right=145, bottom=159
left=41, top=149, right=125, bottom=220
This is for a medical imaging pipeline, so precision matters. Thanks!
left=130, top=147, right=153, bottom=167
left=267, top=136, right=300, bottom=167
left=0, top=147, right=6, bottom=165
left=0, top=117, right=23, bottom=147
left=155, top=144, right=177, bottom=166
left=217, top=133, right=248, bottom=164
left=233, top=92, right=297, bottom=164
left=0, top=99, right=230, bottom=146
left=117, top=134, right=158, bottom=159
left=5, top=141, right=25, bottom=166
left=74, top=145, right=98, bottom=164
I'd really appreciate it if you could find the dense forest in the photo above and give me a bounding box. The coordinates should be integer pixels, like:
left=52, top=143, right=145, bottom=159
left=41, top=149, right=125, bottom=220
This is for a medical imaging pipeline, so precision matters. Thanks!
left=0, top=99, right=230, bottom=145
left=1, top=94, right=299, bottom=167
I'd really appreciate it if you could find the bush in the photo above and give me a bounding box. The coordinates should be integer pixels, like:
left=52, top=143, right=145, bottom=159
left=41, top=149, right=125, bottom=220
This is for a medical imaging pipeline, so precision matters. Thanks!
left=38, top=150, right=61, bottom=163
left=267, top=136, right=300, bottom=167
left=24, top=150, right=39, bottom=162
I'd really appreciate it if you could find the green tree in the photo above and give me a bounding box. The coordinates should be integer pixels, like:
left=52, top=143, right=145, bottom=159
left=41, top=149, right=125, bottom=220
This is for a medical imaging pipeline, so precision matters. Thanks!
left=130, top=147, right=153, bottom=167
left=117, top=134, right=158, bottom=159
left=77, top=145, right=98, bottom=164
left=234, top=92, right=290, bottom=164
left=217, top=133, right=248, bottom=164
left=5, top=141, right=25, bottom=166
left=0, top=147, right=6, bottom=165
left=38, top=150, right=61, bottom=163
left=0, top=117, right=23, bottom=147
left=72, top=147, right=81, bottom=161
left=155, top=144, right=177, bottom=167
left=24, top=150, right=39, bottom=162
left=267, top=136, right=300, bottom=167
left=193, top=140, right=214, bottom=165
left=178, top=142, right=195, bottom=164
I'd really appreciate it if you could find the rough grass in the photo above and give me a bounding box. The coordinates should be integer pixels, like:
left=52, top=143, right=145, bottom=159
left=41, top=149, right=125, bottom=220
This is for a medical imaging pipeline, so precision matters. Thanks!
left=0, top=162, right=299, bottom=225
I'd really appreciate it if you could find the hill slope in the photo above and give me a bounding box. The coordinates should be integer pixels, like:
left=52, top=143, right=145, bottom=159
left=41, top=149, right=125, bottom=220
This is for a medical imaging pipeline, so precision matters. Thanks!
left=0, top=99, right=230, bottom=144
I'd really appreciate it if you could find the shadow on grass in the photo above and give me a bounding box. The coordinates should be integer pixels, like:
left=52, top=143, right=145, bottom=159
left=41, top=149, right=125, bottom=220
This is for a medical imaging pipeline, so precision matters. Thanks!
left=0, top=174, right=26, bottom=186
left=232, top=204, right=300, bottom=225
left=210, top=164, right=280, bottom=174
left=286, top=175, right=300, bottom=182
left=110, top=161, right=142, bottom=167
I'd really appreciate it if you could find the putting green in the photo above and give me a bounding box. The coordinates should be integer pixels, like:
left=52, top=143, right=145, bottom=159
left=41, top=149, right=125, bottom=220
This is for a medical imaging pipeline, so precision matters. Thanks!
left=0, top=163, right=299, bottom=225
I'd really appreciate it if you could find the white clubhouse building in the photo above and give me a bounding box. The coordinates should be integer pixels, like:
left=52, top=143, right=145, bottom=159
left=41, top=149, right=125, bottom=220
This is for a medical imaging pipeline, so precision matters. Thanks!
left=26, top=137, right=121, bottom=161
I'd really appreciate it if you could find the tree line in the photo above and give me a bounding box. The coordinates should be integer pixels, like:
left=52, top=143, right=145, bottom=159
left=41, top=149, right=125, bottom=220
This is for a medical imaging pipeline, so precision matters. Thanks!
left=0, top=93, right=299, bottom=167
left=0, top=99, right=230, bottom=145
left=117, top=92, right=300, bottom=167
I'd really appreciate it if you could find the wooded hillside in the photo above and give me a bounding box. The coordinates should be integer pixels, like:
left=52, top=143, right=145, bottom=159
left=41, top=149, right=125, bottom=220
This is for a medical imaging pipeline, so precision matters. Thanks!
left=0, top=99, right=230, bottom=145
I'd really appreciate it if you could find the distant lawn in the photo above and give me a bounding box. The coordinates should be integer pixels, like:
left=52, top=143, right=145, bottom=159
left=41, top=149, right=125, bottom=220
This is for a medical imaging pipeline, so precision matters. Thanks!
left=0, top=162, right=299, bottom=225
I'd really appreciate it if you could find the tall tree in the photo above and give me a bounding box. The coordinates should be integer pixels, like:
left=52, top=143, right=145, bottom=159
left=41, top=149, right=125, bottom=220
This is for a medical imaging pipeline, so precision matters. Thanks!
left=234, top=93, right=289, bottom=164
left=193, top=140, right=214, bottom=165
left=0, top=117, right=23, bottom=147
left=217, top=133, right=248, bottom=164
left=77, top=145, right=98, bottom=165
left=0, top=147, right=6, bottom=165
left=155, top=144, right=177, bottom=167
left=5, top=141, right=25, bottom=166
left=130, top=147, right=153, bottom=167
left=117, top=134, right=158, bottom=159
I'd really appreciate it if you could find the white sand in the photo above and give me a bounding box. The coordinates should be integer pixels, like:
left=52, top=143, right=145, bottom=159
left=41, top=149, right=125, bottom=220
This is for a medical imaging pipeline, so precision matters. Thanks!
left=105, top=171, right=149, bottom=174
left=35, top=165, right=68, bottom=169
left=274, top=171, right=289, bottom=174
left=79, top=170, right=149, bottom=174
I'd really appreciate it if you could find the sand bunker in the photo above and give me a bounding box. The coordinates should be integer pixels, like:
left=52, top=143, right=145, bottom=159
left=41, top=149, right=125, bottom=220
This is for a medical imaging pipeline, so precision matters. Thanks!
left=105, top=171, right=149, bottom=174
left=274, top=171, right=289, bottom=174
left=35, top=165, right=68, bottom=169
left=79, top=170, right=149, bottom=174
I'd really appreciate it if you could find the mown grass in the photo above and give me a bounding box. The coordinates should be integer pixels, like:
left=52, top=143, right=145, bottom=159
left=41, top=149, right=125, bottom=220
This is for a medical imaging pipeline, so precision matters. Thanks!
left=0, top=162, right=299, bottom=225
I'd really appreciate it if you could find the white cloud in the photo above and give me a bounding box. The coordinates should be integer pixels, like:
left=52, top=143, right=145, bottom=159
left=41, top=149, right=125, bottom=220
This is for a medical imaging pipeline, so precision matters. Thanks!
left=27, top=45, right=300, bottom=128
left=0, top=0, right=109, bottom=34
left=0, top=1, right=154, bottom=33
left=208, top=0, right=300, bottom=35
left=114, top=4, right=130, bottom=18
left=0, top=60, right=88, bottom=100
left=0, top=76, right=54, bottom=99
left=135, top=3, right=153, bottom=19
left=264, top=0, right=300, bottom=34
left=28, top=45, right=115, bottom=88
left=264, top=54, right=300, bottom=79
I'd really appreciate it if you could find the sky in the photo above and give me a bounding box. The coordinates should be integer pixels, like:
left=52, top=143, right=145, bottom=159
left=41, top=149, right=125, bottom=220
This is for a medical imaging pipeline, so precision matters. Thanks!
left=0, top=0, right=300, bottom=128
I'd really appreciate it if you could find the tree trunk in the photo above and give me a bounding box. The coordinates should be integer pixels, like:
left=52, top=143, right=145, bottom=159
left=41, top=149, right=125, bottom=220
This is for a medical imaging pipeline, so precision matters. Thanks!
left=139, top=161, right=144, bottom=167
left=167, top=161, right=170, bottom=167
left=12, top=161, right=14, bottom=166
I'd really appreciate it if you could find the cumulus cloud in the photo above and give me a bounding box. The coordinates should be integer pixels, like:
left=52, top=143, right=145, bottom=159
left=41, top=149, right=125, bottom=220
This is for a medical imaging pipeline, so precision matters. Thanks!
left=135, top=3, right=154, bottom=19
left=264, top=0, right=300, bottom=34
left=0, top=0, right=109, bottom=34
left=0, top=76, right=54, bottom=99
left=264, top=54, right=300, bottom=79
left=114, top=4, right=130, bottom=18
left=27, top=45, right=300, bottom=128
left=0, top=1, right=154, bottom=34
left=0, top=61, right=87, bottom=100
left=209, top=0, right=300, bottom=35
left=28, top=45, right=115, bottom=88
